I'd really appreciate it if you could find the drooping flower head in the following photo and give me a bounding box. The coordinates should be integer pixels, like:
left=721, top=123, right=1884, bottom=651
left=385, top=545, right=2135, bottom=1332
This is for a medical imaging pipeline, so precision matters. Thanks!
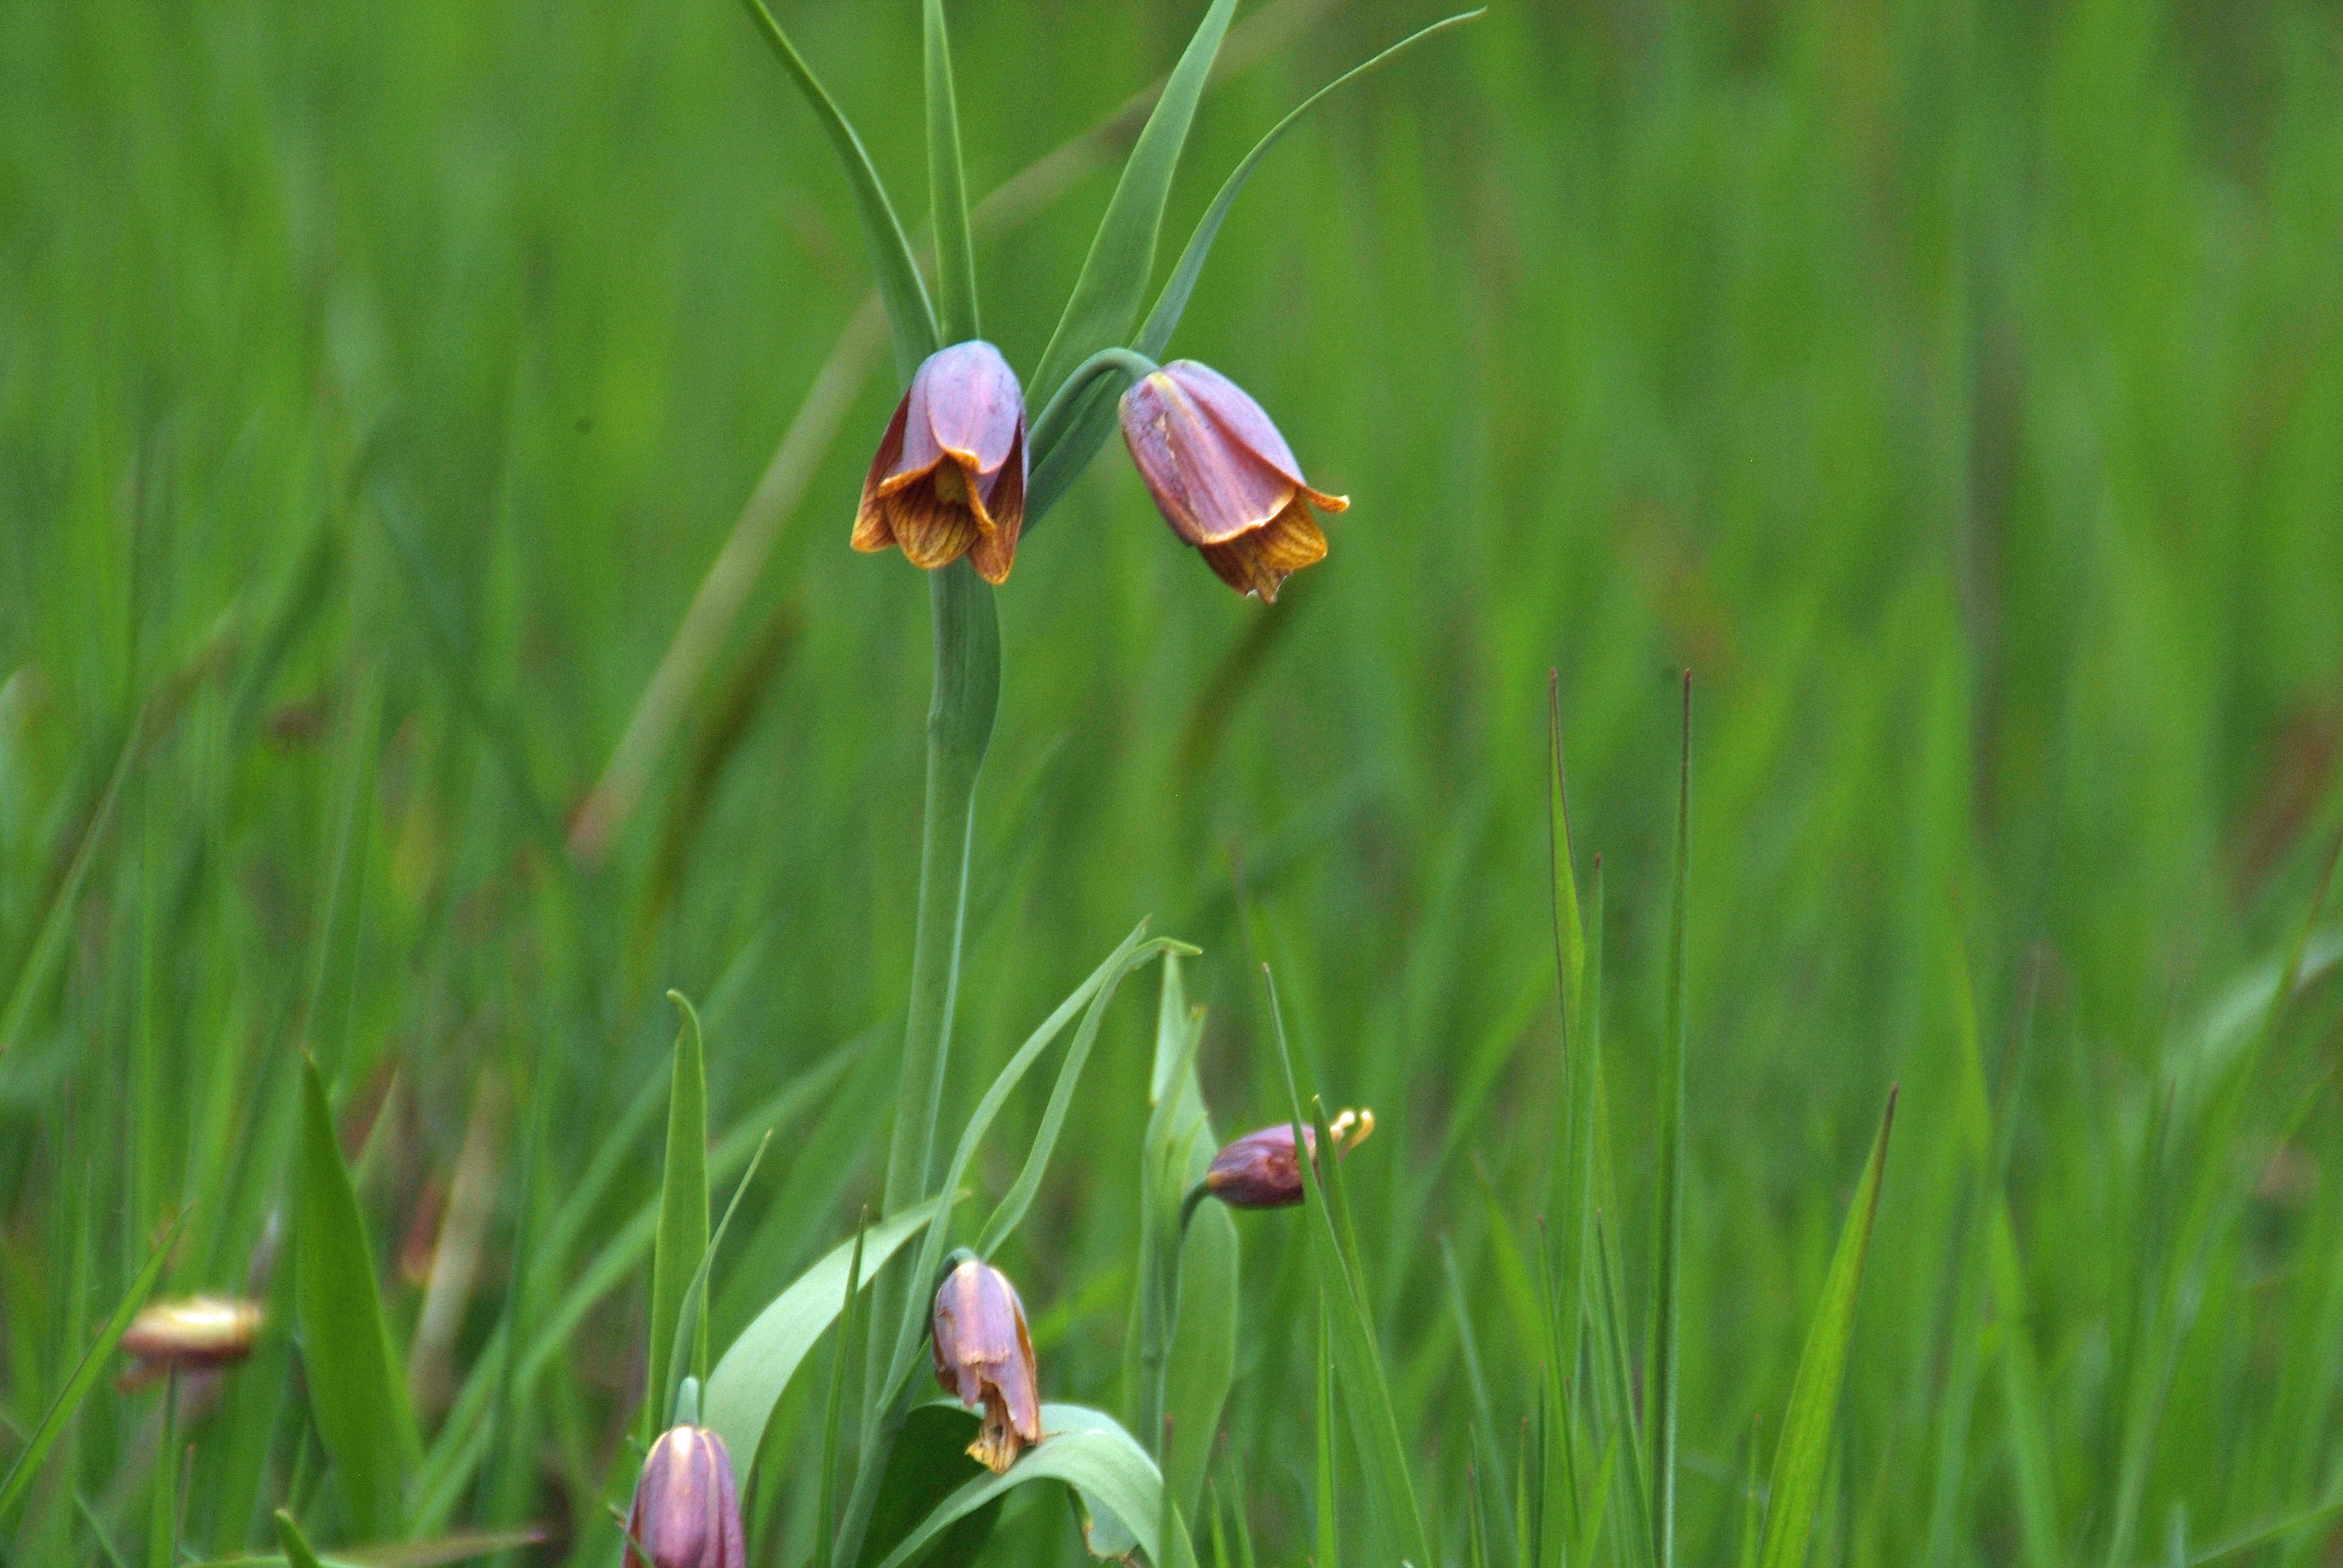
left=623, top=1424, right=746, bottom=1568
left=1118, top=360, right=1348, bottom=602
left=118, top=1295, right=263, bottom=1388
left=853, top=341, right=1029, bottom=584
left=1201, top=1108, right=1375, bottom=1210
left=931, top=1256, right=1042, bottom=1473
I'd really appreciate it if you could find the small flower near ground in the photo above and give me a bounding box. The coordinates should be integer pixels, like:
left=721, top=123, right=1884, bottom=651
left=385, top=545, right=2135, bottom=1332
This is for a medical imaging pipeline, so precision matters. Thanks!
left=853, top=341, right=1029, bottom=584
left=931, top=1255, right=1042, bottom=1473
left=1195, top=1108, right=1375, bottom=1212
left=118, top=1295, right=263, bottom=1387
left=624, top=1424, right=746, bottom=1568
left=1119, top=360, right=1348, bottom=602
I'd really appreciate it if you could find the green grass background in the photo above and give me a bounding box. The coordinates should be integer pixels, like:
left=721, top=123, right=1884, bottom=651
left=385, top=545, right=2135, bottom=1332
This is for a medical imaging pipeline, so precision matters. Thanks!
left=4, top=0, right=2343, bottom=1562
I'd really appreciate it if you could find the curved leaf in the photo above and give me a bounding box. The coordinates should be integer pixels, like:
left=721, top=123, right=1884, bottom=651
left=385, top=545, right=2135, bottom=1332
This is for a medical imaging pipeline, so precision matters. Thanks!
left=735, top=0, right=938, bottom=385
left=0, top=1206, right=184, bottom=1525
left=1757, top=1089, right=1898, bottom=1568
left=645, top=993, right=710, bottom=1445
left=856, top=1402, right=999, bottom=1568
left=1135, top=11, right=1481, bottom=358
left=293, top=1054, right=417, bottom=1542
left=867, top=1404, right=1194, bottom=1568
left=704, top=1199, right=945, bottom=1471
left=1026, top=0, right=1235, bottom=406
left=924, top=0, right=978, bottom=342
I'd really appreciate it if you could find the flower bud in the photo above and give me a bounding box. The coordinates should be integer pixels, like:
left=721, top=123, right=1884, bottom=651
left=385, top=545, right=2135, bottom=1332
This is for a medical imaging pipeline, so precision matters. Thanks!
left=623, top=1425, right=745, bottom=1568
left=1201, top=1108, right=1375, bottom=1210
left=853, top=341, right=1029, bottom=585
left=119, top=1295, right=262, bottom=1376
left=931, top=1257, right=1041, bottom=1473
left=1118, top=360, right=1348, bottom=602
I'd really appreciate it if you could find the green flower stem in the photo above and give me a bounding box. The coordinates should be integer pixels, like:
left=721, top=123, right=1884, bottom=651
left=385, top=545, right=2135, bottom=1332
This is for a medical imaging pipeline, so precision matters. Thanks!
left=839, top=556, right=999, bottom=1568
left=1029, top=346, right=1159, bottom=463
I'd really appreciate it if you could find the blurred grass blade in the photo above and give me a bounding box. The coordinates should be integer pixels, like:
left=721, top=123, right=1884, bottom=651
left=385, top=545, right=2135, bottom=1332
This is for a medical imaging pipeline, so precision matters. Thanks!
left=735, top=0, right=939, bottom=383
left=274, top=1511, right=328, bottom=1568
left=1135, top=10, right=1480, bottom=358
left=1315, top=1304, right=1339, bottom=1568
left=0, top=707, right=139, bottom=1059
left=865, top=1404, right=1193, bottom=1568
left=1588, top=1215, right=1654, bottom=1568
left=0, top=1204, right=184, bottom=1525
left=818, top=1218, right=869, bottom=1568
left=1545, top=672, right=1585, bottom=1052
left=1649, top=672, right=1691, bottom=1568
left=1757, top=1088, right=1898, bottom=1568
left=1267, top=967, right=1434, bottom=1568
left=703, top=1197, right=945, bottom=1472
left=924, top=0, right=978, bottom=342
left=645, top=991, right=710, bottom=1445
left=294, top=1054, right=417, bottom=1542
left=1027, top=0, right=1234, bottom=406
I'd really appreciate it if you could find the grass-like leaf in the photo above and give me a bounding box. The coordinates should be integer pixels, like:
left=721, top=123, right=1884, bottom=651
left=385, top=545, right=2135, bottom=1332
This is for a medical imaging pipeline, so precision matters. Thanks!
left=644, top=991, right=710, bottom=1445
left=735, top=0, right=939, bottom=385
left=702, top=1197, right=945, bottom=1473
left=274, top=1511, right=328, bottom=1568
left=1648, top=673, right=1692, bottom=1568
left=293, top=1053, right=418, bottom=1542
left=1131, top=954, right=1237, bottom=1528
left=1267, top=968, right=1434, bottom=1568
left=863, top=1404, right=1193, bottom=1568
left=1756, top=1088, right=1899, bottom=1568
left=856, top=1401, right=999, bottom=1568
left=924, top=0, right=978, bottom=342
left=1135, top=11, right=1481, bottom=360
left=0, top=1204, right=184, bottom=1526
left=1026, top=0, right=1235, bottom=407
left=888, top=922, right=1185, bottom=1403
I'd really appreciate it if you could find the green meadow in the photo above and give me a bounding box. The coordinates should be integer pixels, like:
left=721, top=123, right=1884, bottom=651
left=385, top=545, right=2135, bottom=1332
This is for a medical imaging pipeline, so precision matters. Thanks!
left=3, top=0, right=2342, bottom=1564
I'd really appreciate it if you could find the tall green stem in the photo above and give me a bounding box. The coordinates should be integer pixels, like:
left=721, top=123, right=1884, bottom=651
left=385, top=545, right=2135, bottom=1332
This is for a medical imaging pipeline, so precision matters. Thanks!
left=838, top=557, right=998, bottom=1568
left=884, top=557, right=999, bottom=1211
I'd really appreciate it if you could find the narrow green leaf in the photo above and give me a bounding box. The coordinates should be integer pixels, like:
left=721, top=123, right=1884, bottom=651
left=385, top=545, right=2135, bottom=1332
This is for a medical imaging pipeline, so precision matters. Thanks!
left=864, top=1405, right=1193, bottom=1568
left=818, top=1218, right=869, bottom=1568
left=856, top=1402, right=1000, bottom=1568
left=293, top=1054, right=417, bottom=1542
left=199, top=1524, right=548, bottom=1568
left=1315, top=1305, right=1339, bottom=1568
left=274, top=1511, right=328, bottom=1568
left=735, top=0, right=939, bottom=384
left=702, top=1198, right=945, bottom=1473
left=0, top=1205, right=184, bottom=1525
left=1649, top=673, right=1692, bottom=1568
left=890, top=923, right=1181, bottom=1401
left=1545, top=671, right=1585, bottom=1061
left=977, top=930, right=1198, bottom=1257
left=1267, top=970, right=1434, bottom=1568
left=1023, top=11, right=1478, bottom=529
left=1026, top=0, right=1235, bottom=406
left=1135, top=10, right=1481, bottom=360
left=1757, top=1088, right=1899, bottom=1568
left=1134, top=955, right=1236, bottom=1528
left=923, top=0, right=979, bottom=342
left=645, top=992, right=711, bottom=1446
left=661, top=1130, right=775, bottom=1431
left=1587, top=1216, right=1654, bottom=1568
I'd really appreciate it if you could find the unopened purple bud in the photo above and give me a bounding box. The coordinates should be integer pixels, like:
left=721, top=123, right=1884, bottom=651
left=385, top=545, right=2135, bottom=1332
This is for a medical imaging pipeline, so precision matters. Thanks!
left=624, top=1425, right=745, bottom=1568
left=1202, top=1108, right=1375, bottom=1210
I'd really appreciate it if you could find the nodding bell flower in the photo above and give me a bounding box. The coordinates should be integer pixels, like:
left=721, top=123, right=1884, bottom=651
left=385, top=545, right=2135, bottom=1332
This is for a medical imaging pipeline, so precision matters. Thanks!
left=1196, top=1108, right=1375, bottom=1212
left=853, top=341, right=1029, bottom=585
left=1118, top=360, right=1349, bottom=602
left=931, top=1256, right=1042, bottom=1474
left=118, top=1295, right=263, bottom=1387
left=624, top=1424, right=746, bottom=1568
